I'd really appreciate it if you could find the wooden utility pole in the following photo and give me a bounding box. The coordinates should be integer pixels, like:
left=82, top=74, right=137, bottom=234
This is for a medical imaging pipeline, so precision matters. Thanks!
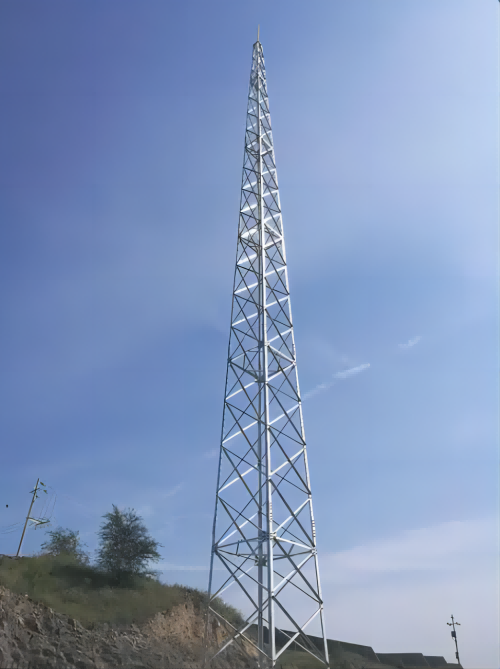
left=447, top=614, right=462, bottom=667
left=16, top=478, right=48, bottom=557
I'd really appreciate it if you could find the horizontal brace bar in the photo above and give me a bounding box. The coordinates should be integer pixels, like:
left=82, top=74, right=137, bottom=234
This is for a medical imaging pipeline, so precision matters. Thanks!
left=265, top=296, right=289, bottom=309
left=268, top=328, right=292, bottom=343
left=234, top=282, right=258, bottom=295
left=218, top=465, right=256, bottom=493
left=270, top=448, right=304, bottom=479
left=236, top=253, right=258, bottom=265
left=231, top=312, right=258, bottom=327
left=222, top=419, right=258, bottom=444
left=268, top=344, right=294, bottom=364
left=264, top=266, right=285, bottom=278
left=218, top=512, right=258, bottom=546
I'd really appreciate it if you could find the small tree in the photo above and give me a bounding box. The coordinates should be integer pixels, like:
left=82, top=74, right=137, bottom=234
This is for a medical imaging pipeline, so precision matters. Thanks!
left=95, top=505, right=163, bottom=585
left=40, top=526, right=90, bottom=564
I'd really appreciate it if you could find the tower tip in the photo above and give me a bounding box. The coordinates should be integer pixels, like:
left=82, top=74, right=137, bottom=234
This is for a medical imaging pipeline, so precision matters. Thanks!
left=257, top=25, right=260, bottom=42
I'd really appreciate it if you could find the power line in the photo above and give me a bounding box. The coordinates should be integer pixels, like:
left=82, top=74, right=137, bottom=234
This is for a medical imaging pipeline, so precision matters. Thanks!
left=1, top=486, right=56, bottom=540
left=16, top=479, right=52, bottom=557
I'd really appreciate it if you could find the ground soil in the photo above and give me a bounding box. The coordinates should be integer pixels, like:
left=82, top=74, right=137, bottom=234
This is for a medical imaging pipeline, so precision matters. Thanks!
left=0, top=584, right=453, bottom=669
left=0, top=584, right=259, bottom=668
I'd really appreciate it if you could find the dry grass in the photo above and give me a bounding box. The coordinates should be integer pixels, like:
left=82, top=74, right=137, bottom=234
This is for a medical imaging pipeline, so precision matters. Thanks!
left=0, top=552, right=242, bottom=629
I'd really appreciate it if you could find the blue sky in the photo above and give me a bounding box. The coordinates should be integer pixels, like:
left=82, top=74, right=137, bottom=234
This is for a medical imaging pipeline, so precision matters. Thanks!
left=0, top=1, right=498, bottom=667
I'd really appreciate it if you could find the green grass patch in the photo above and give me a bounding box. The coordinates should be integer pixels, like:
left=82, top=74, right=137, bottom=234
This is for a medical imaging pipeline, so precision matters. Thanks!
left=0, top=553, right=242, bottom=629
left=278, top=649, right=328, bottom=668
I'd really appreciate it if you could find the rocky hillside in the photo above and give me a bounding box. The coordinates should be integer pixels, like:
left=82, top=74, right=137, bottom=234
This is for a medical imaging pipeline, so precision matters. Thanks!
left=0, top=553, right=456, bottom=669
left=0, top=583, right=455, bottom=669
left=0, top=584, right=259, bottom=669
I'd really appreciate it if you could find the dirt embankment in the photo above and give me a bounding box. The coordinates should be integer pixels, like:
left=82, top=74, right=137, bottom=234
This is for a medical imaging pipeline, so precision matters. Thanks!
left=0, top=583, right=453, bottom=669
left=0, top=585, right=258, bottom=669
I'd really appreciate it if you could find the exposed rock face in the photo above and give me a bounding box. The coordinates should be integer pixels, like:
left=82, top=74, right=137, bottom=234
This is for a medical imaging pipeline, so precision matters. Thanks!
left=0, top=583, right=458, bottom=669
left=0, top=585, right=258, bottom=668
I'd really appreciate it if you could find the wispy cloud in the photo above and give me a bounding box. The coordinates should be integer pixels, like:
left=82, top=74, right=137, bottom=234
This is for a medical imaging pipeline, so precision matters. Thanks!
left=319, top=517, right=497, bottom=585
left=303, top=380, right=336, bottom=401
left=303, top=363, right=371, bottom=400
left=161, top=483, right=183, bottom=499
left=318, top=518, right=499, bottom=669
left=334, top=363, right=371, bottom=379
left=399, top=335, right=422, bottom=350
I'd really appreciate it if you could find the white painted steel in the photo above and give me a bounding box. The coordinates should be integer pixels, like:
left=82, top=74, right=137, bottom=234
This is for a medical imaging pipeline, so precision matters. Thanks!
left=204, top=39, right=330, bottom=669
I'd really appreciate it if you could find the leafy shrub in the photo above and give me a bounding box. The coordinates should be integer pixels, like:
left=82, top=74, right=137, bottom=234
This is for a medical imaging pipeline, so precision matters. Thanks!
left=40, top=527, right=90, bottom=565
left=95, top=505, right=163, bottom=585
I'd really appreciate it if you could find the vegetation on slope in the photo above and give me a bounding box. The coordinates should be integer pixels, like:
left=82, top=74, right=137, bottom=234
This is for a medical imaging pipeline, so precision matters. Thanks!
left=0, top=551, right=243, bottom=630
left=0, top=505, right=243, bottom=630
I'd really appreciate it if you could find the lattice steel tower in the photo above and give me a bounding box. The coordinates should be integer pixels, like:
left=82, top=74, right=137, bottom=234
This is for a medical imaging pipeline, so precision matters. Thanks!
left=204, top=35, right=329, bottom=669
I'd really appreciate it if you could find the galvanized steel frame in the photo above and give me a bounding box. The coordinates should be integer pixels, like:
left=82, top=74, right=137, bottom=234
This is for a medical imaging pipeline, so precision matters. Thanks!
left=204, top=39, right=329, bottom=669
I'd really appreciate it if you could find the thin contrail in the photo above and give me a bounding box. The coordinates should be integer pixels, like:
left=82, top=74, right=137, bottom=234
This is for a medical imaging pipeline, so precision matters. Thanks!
left=303, top=363, right=371, bottom=400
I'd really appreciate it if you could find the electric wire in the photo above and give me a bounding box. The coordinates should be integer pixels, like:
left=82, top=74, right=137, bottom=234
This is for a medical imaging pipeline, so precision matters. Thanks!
left=0, top=486, right=57, bottom=535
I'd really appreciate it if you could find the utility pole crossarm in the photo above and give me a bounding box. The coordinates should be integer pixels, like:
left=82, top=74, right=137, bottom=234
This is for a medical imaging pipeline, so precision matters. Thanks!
left=16, top=479, right=40, bottom=557
left=447, top=615, right=462, bottom=667
left=16, top=479, right=50, bottom=556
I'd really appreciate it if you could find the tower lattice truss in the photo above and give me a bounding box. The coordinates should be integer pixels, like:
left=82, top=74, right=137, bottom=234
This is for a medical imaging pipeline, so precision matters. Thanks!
left=205, top=40, right=329, bottom=669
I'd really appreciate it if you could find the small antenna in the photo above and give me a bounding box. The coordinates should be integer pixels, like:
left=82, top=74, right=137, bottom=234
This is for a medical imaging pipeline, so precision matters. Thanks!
left=257, top=25, right=260, bottom=43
